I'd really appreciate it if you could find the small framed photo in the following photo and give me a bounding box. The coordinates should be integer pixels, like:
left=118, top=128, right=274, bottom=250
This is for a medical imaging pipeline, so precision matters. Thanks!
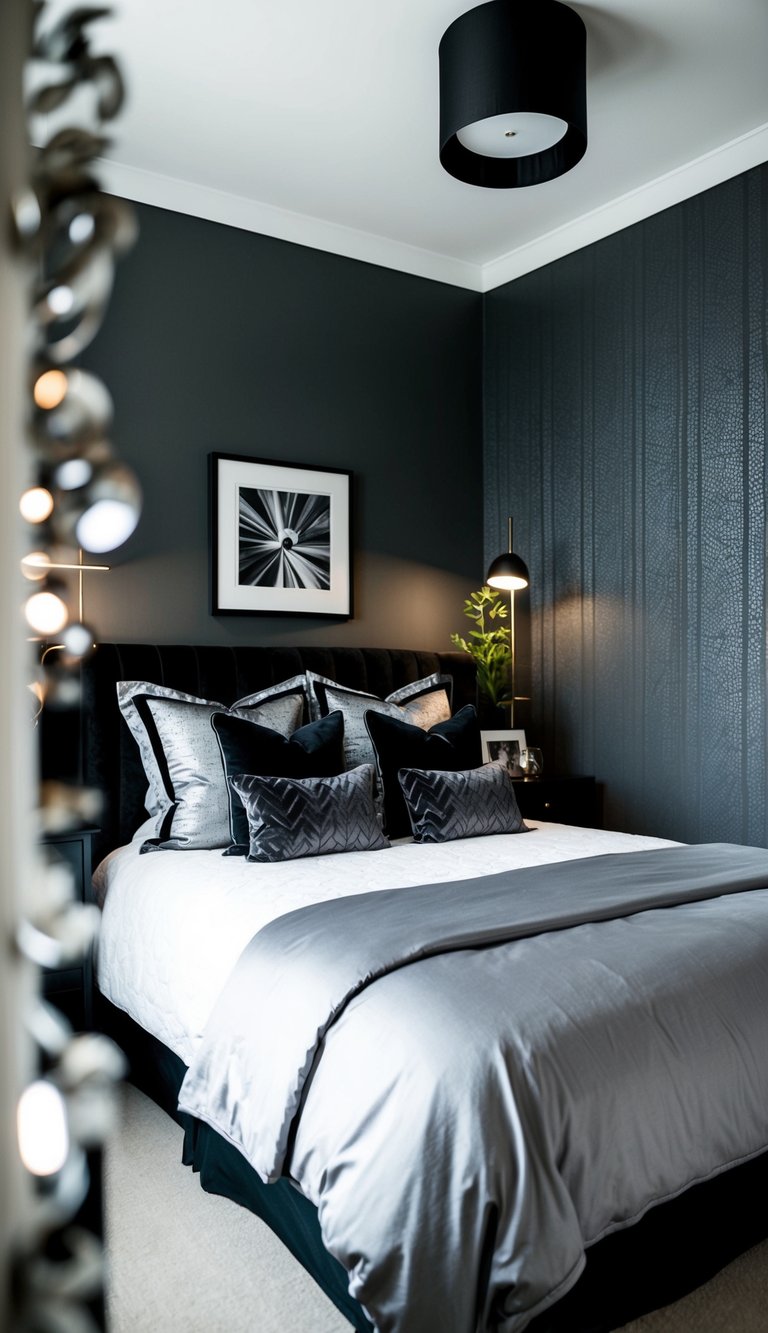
left=481, top=729, right=527, bottom=778
left=210, top=452, right=352, bottom=617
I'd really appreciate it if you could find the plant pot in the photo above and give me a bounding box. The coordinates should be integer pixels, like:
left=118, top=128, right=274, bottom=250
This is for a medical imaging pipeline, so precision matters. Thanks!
left=475, top=695, right=508, bottom=729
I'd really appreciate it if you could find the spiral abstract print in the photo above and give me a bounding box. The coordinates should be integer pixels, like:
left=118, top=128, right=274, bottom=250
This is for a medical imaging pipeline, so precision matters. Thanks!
left=239, top=487, right=331, bottom=589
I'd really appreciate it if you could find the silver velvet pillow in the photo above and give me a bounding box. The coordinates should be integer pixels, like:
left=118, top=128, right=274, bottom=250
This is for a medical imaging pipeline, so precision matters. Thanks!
left=398, top=762, right=530, bottom=843
left=305, top=672, right=453, bottom=770
left=231, top=764, right=390, bottom=863
left=117, top=679, right=305, bottom=849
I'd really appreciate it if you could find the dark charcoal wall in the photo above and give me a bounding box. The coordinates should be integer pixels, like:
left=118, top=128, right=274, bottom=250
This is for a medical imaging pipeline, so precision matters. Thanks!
left=82, top=203, right=483, bottom=651
left=484, top=165, right=768, bottom=846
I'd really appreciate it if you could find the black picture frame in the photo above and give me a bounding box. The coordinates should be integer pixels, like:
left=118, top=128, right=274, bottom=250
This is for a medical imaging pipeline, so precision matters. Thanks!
left=209, top=452, right=352, bottom=617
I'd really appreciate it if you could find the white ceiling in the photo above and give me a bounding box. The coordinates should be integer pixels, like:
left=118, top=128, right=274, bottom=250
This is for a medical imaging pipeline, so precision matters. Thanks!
left=65, top=1, right=768, bottom=290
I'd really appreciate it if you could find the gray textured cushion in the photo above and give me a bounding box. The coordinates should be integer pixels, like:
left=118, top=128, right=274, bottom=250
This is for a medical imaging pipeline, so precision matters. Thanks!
left=306, top=672, right=453, bottom=770
left=118, top=679, right=305, bottom=849
left=397, top=762, right=530, bottom=843
left=231, top=764, right=390, bottom=863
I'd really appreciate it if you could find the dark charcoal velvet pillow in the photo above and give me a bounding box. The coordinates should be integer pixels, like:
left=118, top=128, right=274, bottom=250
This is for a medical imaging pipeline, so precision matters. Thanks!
left=365, top=704, right=482, bottom=839
left=230, top=765, right=389, bottom=863
left=398, top=762, right=529, bottom=843
left=212, top=709, right=345, bottom=852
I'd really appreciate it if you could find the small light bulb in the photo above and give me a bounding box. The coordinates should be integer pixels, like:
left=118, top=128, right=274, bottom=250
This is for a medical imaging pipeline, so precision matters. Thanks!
left=47, top=285, right=75, bottom=316
left=33, top=369, right=68, bottom=410
left=25, top=590, right=68, bottom=635
left=21, top=551, right=51, bottom=581
left=61, top=621, right=94, bottom=659
left=68, top=213, right=95, bottom=245
left=12, top=188, right=42, bottom=239
left=19, top=487, right=54, bottom=523
left=55, top=458, right=93, bottom=490
left=17, top=1080, right=69, bottom=1176
left=76, top=499, right=140, bottom=553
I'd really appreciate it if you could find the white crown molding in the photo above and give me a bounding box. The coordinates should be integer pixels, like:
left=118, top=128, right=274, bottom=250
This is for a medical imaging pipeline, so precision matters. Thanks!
left=98, top=124, right=768, bottom=296
left=481, top=123, right=768, bottom=293
left=96, top=158, right=484, bottom=292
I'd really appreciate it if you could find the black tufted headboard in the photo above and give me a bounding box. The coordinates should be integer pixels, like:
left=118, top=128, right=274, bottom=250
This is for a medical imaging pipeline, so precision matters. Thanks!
left=81, top=643, right=477, bottom=866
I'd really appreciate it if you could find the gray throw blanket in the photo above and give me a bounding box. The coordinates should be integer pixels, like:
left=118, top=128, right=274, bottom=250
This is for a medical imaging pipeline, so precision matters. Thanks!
left=179, top=844, right=768, bottom=1332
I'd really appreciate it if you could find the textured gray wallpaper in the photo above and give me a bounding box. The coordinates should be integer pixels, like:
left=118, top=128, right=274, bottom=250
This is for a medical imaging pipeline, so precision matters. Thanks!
left=484, top=165, right=768, bottom=846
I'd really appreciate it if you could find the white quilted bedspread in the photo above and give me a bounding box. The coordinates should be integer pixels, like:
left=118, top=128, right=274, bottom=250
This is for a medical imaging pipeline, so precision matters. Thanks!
left=95, top=821, right=679, bottom=1065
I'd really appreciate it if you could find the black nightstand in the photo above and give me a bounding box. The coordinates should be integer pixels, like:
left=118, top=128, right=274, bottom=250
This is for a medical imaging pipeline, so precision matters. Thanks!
left=513, top=776, right=601, bottom=828
left=40, top=826, right=99, bottom=1031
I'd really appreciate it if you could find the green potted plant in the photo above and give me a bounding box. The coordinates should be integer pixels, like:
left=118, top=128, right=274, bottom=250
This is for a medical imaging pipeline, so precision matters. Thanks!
left=450, top=585, right=512, bottom=713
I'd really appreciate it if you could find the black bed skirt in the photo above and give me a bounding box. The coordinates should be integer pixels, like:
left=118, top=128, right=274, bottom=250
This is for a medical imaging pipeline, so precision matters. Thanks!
left=100, top=995, right=768, bottom=1333
left=101, top=995, right=374, bottom=1331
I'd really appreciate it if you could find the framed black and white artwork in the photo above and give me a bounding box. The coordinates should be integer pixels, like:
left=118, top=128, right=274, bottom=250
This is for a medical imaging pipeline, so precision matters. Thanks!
left=209, top=453, right=352, bottom=617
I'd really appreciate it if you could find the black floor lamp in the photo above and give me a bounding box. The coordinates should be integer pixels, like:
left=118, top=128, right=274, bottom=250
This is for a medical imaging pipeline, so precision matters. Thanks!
left=486, top=517, right=529, bottom=726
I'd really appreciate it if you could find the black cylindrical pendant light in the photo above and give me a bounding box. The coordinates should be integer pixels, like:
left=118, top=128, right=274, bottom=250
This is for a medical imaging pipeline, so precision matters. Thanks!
left=439, top=0, right=587, bottom=189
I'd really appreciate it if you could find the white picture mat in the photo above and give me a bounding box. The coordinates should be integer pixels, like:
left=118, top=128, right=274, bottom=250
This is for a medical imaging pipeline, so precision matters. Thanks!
left=216, top=457, right=350, bottom=614
left=481, top=729, right=527, bottom=773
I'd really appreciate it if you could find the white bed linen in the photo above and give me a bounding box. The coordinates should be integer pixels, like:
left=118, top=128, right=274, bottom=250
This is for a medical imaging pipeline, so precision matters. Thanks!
left=94, top=822, right=680, bottom=1066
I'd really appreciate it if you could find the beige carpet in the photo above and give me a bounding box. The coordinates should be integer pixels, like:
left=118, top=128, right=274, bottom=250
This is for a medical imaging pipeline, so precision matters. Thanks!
left=105, top=1083, right=768, bottom=1332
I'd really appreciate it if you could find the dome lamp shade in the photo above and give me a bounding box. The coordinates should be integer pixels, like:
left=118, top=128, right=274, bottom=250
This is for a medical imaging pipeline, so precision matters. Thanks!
left=486, top=549, right=529, bottom=591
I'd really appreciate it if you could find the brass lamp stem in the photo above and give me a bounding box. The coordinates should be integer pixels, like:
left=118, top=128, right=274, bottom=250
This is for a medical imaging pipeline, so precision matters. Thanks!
left=508, top=516, right=515, bottom=727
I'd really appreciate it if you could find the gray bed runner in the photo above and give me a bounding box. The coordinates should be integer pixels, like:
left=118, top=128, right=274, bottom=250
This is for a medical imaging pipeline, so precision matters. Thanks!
left=179, top=842, right=768, bottom=1332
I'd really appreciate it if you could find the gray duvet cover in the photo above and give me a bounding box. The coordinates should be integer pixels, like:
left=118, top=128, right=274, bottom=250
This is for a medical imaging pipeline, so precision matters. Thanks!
left=179, top=843, right=768, bottom=1332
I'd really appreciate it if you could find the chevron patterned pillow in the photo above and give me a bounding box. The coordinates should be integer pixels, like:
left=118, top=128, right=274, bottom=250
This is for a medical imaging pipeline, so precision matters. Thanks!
left=230, top=764, right=390, bottom=863
left=398, top=762, right=529, bottom=843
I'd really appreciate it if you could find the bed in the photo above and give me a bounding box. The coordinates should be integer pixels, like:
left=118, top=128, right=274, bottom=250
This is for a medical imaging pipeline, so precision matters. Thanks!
left=83, top=643, right=768, bottom=1333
